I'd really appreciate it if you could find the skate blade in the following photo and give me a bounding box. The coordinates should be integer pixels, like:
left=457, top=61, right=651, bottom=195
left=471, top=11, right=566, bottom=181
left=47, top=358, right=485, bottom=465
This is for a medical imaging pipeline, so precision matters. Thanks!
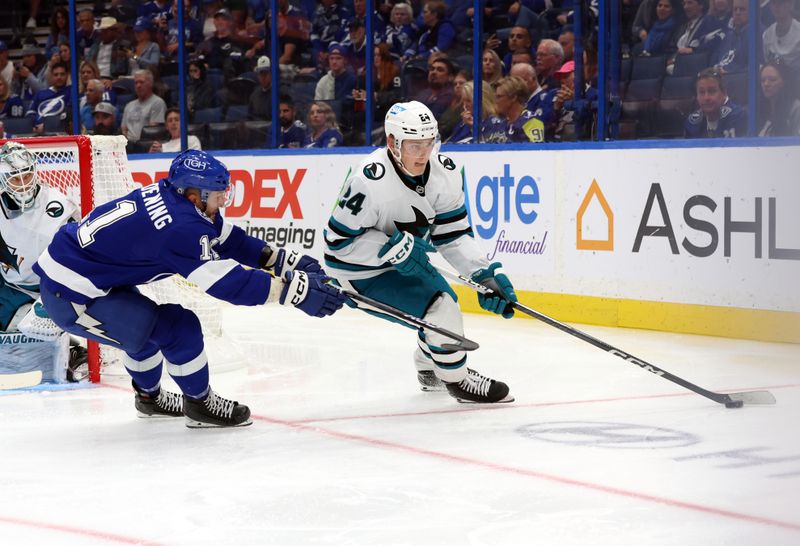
left=454, top=394, right=515, bottom=404
left=185, top=417, right=253, bottom=428
left=419, top=385, right=447, bottom=392
left=136, top=411, right=183, bottom=419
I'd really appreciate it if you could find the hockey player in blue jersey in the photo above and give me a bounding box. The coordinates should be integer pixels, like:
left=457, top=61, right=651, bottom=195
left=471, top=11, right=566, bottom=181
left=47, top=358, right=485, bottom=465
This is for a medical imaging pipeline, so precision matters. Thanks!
left=325, top=101, right=516, bottom=404
left=33, top=150, right=347, bottom=428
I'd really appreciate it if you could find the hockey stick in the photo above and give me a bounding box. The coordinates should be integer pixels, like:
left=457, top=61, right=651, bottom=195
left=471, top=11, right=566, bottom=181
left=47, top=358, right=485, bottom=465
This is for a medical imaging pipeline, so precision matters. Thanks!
left=438, top=268, right=776, bottom=408
left=0, top=370, right=43, bottom=390
left=334, top=285, right=479, bottom=352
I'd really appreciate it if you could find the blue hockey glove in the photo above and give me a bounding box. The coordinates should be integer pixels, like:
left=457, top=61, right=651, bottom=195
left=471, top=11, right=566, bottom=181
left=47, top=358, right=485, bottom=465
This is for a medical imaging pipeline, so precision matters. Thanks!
left=280, top=270, right=347, bottom=318
left=472, top=262, right=517, bottom=319
left=270, top=248, right=322, bottom=276
left=377, top=230, right=438, bottom=279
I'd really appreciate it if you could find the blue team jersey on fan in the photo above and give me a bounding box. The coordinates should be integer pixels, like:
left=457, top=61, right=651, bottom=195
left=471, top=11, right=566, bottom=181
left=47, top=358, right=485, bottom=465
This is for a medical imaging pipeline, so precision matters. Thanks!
left=27, top=86, right=72, bottom=125
left=0, top=95, right=24, bottom=118
left=33, top=179, right=269, bottom=306
left=306, top=127, right=343, bottom=148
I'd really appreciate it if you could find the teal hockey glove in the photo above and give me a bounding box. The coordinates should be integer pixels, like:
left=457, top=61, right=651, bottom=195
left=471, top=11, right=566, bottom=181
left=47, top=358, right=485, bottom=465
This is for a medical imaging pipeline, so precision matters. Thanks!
left=378, top=230, right=438, bottom=279
left=472, top=262, right=517, bottom=319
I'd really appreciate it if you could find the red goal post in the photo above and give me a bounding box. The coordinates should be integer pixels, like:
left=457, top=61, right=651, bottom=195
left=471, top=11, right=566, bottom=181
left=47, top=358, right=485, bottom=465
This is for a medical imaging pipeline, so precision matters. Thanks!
left=3, top=135, right=242, bottom=383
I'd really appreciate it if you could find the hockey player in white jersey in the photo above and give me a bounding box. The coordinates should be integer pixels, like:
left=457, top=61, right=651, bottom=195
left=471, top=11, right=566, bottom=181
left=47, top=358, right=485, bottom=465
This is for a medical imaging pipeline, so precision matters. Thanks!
left=0, top=141, right=87, bottom=383
left=324, top=101, right=517, bottom=403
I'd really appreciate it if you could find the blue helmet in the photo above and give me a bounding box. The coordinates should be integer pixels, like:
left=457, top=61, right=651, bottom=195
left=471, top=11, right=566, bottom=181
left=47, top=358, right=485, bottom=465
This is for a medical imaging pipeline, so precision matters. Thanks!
left=168, top=150, right=229, bottom=191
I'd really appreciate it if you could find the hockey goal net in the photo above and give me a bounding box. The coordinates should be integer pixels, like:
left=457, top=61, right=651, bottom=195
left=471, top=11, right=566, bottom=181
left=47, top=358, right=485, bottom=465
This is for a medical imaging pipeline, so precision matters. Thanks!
left=6, top=135, right=242, bottom=382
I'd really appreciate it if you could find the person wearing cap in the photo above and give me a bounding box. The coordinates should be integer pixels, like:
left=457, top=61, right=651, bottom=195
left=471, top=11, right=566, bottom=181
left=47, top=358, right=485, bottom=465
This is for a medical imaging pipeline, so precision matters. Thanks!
left=248, top=56, right=273, bottom=121
left=88, top=17, right=133, bottom=79
left=551, top=60, right=578, bottom=141
left=0, top=41, right=12, bottom=89
left=128, top=17, right=161, bottom=70
left=314, top=42, right=357, bottom=102
left=342, top=19, right=367, bottom=75
left=198, top=8, right=248, bottom=76
left=763, top=0, right=800, bottom=68
left=91, top=102, right=120, bottom=135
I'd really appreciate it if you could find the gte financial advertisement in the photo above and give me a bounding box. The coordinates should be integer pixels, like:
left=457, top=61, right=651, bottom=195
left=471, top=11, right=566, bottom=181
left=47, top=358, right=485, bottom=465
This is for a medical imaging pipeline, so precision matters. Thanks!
left=130, top=144, right=799, bottom=313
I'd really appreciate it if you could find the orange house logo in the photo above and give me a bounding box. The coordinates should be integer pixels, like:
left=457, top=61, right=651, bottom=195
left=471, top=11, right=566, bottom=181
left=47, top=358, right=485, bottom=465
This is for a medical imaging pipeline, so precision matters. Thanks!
left=576, top=179, right=614, bottom=251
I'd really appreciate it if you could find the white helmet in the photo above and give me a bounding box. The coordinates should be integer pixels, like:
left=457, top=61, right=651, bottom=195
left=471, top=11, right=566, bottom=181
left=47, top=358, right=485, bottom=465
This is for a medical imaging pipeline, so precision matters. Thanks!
left=0, top=142, right=39, bottom=212
left=384, top=101, right=439, bottom=173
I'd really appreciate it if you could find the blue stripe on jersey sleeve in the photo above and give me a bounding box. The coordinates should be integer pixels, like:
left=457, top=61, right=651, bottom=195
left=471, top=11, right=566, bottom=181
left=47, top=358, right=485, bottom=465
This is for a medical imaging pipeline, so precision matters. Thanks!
left=434, top=205, right=468, bottom=224
left=431, top=227, right=474, bottom=246
left=328, top=217, right=366, bottom=238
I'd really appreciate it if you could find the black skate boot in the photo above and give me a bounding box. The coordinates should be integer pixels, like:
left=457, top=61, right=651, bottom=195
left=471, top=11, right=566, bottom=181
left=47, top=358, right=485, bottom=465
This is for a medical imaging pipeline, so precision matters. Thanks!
left=417, top=370, right=445, bottom=392
left=133, top=381, right=184, bottom=418
left=184, top=389, right=252, bottom=428
left=67, top=346, right=89, bottom=382
left=445, top=368, right=514, bottom=404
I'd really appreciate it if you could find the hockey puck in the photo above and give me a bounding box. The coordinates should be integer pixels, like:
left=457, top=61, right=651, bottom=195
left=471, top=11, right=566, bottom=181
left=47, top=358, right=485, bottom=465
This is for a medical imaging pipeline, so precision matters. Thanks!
left=725, top=400, right=744, bottom=408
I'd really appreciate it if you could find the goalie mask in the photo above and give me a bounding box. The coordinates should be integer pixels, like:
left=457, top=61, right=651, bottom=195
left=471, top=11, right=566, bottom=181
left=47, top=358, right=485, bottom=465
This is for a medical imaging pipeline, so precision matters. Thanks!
left=167, top=149, right=234, bottom=208
left=0, top=142, right=40, bottom=212
left=384, top=101, right=439, bottom=176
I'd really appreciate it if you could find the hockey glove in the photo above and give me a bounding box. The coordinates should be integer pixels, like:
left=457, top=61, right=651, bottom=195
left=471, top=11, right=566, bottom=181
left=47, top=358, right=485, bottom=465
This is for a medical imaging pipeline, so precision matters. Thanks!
left=280, top=270, right=347, bottom=318
left=262, top=247, right=323, bottom=276
left=472, top=262, right=517, bottom=319
left=377, top=230, right=438, bottom=279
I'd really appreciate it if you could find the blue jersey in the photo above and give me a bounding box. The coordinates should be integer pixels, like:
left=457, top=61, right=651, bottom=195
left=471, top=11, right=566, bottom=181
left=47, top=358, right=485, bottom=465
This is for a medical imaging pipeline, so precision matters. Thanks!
left=275, top=121, right=309, bottom=148
left=0, top=95, right=24, bottom=119
left=306, top=127, right=343, bottom=148
left=684, top=100, right=747, bottom=138
left=28, top=86, right=72, bottom=126
left=33, top=180, right=270, bottom=306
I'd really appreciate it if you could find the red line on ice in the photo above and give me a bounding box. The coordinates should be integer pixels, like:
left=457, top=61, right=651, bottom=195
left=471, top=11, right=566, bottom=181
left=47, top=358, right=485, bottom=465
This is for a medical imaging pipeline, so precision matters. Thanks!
left=0, top=515, right=170, bottom=545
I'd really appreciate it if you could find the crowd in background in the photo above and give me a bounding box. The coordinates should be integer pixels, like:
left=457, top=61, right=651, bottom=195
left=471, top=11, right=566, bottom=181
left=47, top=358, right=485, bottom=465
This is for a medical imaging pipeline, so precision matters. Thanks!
left=0, top=0, right=799, bottom=151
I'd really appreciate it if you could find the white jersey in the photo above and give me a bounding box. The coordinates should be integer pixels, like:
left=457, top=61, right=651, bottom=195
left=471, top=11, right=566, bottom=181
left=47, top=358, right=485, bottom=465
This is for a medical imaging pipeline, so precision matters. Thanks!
left=0, top=186, right=79, bottom=294
left=324, top=147, right=489, bottom=281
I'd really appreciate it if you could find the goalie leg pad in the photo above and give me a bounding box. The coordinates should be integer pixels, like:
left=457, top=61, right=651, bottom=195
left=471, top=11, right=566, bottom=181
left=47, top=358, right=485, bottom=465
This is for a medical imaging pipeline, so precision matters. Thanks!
left=0, top=284, right=35, bottom=331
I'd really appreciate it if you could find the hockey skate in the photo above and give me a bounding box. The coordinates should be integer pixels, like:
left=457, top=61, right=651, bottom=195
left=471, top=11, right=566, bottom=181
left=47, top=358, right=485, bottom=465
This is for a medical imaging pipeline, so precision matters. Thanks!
left=133, top=381, right=184, bottom=418
left=67, top=346, right=89, bottom=382
left=445, top=368, right=514, bottom=404
left=184, top=389, right=252, bottom=428
left=417, top=370, right=445, bottom=392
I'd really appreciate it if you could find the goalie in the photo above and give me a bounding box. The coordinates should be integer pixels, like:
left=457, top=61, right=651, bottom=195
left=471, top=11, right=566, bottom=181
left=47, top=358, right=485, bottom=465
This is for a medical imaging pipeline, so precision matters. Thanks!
left=0, top=141, right=88, bottom=384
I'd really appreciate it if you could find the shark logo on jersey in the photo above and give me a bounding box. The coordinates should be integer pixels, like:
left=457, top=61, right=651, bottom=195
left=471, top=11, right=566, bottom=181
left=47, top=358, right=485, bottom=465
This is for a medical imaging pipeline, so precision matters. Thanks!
left=438, top=155, right=455, bottom=171
left=394, top=206, right=430, bottom=239
left=363, top=162, right=385, bottom=180
left=46, top=201, right=64, bottom=218
left=0, top=244, right=19, bottom=274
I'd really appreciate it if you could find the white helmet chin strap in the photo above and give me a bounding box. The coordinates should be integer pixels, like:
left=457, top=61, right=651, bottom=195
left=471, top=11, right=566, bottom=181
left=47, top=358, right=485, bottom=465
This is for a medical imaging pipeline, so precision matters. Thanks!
left=389, top=138, right=416, bottom=177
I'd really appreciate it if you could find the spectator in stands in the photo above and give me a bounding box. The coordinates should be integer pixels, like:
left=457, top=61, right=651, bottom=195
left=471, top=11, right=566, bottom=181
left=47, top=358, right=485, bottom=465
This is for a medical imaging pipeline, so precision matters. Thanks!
left=494, top=75, right=545, bottom=142
left=445, top=80, right=505, bottom=144
left=685, top=67, right=746, bottom=137
left=708, top=0, right=732, bottom=25
left=380, top=3, right=418, bottom=60
left=45, top=7, right=69, bottom=59
left=249, top=56, right=273, bottom=121
left=186, top=60, right=218, bottom=115
left=371, top=43, right=402, bottom=122
left=535, top=39, right=564, bottom=92
left=762, top=0, right=800, bottom=69
left=277, top=95, right=309, bottom=148
left=310, top=0, right=351, bottom=70
left=200, top=8, right=249, bottom=78
left=88, top=17, right=133, bottom=79
left=405, top=1, right=457, bottom=61
left=0, top=42, right=11, bottom=88
left=13, top=45, right=46, bottom=101
left=121, top=69, right=168, bottom=142
left=139, top=0, right=172, bottom=26
left=349, top=0, right=368, bottom=29
left=39, top=42, right=75, bottom=90
left=640, top=0, right=681, bottom=57
left=482, top=49, right=504, bottom=87
left=29, top=63, right=72, bottom=134
left=315, top=43, right=357, bottom=101
left=343, top=19, right=367, bottom=76
left=632, top=0, right=658, bottom=44
left=78, top=60, right=100, bottom=96
left=414, top=56, right=456, bottom=118
left=159, top=0, right=204, bottom=60
left=201, top=0, right=222, bottom=39
left=150, top=108, right=203, bottom=152
left=91, top=102, right=119, bottom=135
left=668, top=0, right=724, bottom=73
left=128, top=17, right=161, bottom=70
left=757, top=62, right=800, bottom=136
left=509, top=62, right=556, bottom=133
left=439, top=69, right=469, bottom=140
left=712, top=0, right=748, bottom=72
left=80, top=79, right=106, bottom=132
left=0, top=76, right=24, bottom=119
left=77, top=9, right=98, bottom=59
left=551, top=60, right=584, bottom=141
left=306, top=101, right=344, bottom=147
left=558, top=29, right=576, bottom=62
left=487, top=26, right=534, bottom=73
left=510, top=50, right=535, bottom=67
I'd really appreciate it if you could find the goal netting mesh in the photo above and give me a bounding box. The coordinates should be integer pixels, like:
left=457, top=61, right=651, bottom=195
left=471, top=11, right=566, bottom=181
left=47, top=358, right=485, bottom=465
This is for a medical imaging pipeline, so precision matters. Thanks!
left=13, top=135, right=244, bottom=381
